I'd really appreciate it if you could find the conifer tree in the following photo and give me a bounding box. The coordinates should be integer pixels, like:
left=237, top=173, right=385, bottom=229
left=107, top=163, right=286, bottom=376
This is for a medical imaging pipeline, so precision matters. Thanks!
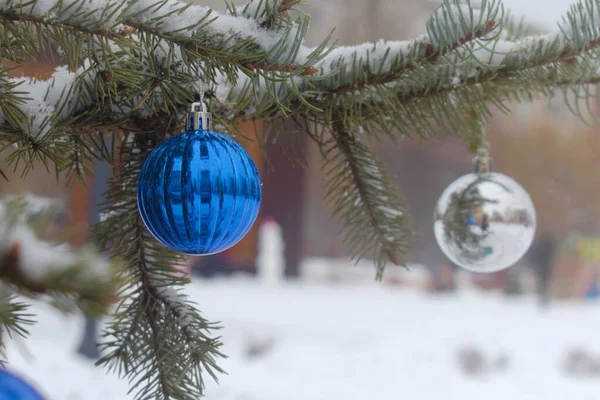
left=1, top=0, right=600, bottom=397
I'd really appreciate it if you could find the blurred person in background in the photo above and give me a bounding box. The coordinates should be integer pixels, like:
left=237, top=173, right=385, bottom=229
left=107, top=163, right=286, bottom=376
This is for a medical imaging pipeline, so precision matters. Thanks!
left=71, top=159, right=112, bottom=360
left=528, top=235, right=557, bottom=307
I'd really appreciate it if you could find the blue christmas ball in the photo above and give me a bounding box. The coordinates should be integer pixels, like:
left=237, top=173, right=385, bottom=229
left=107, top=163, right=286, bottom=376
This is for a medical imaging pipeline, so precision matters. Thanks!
left=0, top=369, right=44, bottom=400
left=137, top=129, right=262, bottom=255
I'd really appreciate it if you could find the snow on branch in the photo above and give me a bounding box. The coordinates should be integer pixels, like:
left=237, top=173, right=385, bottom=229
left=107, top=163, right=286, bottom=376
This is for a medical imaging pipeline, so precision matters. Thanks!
left=0, top=0, right=324, bottom=73
left=314, top=0, right=500, bottom=81
left=0, top=196, right=117, bottom=316
left=304, top=0, right=600, bottom=104
left=4, top=0, right=600, bottom=140
left=0, top=62, right=96, bottom=140
left=213, top=0, right=502, bottom=110
left=426, top=0, right=502, bottom=52
left=2, top=194, right=64, bottom=217
left=294, top=0, right=600, bottom=121
left=232, top=0, right=299, bottom=28
left=155, top=286, right=194, bottom=328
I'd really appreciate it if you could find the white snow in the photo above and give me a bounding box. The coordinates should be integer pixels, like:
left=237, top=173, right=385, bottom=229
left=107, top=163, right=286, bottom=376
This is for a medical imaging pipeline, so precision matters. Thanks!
left=315, top=2, right=485, bottom=79
left=0, top=196, right=112, bottom=286
left=0, top=0, right=316, bottom=68
left=98, top=201, right=126, bottom=223
left=0, top=0, right=121, bottom=25
left=156, top=286, right=194, bottom=328
left=378, top=205, right=404, bottom=217
left=6, top=224, right=112, bottom=284
left=1, top=0, right=586, bottom=131
left=125, top=0, right=283, bottom=53
left=2, top=195, right=64, bottom=217
left=10, top=80, right=55, bottom=140
left=4, top=272, right=600, bottom=400
left=5, top=62, right=96, bottom=139
left=470, top=38, right=518, bottom=66
left=451, top=75, right=462, bottom=86
left=317, top=39, right=417, bottom=76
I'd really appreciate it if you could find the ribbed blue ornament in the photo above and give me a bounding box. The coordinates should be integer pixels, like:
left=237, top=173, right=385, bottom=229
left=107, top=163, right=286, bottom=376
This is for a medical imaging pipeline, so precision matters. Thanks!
left=0, top=369, right=44, bottom=400
left=137, top=126, right=262, bottom=255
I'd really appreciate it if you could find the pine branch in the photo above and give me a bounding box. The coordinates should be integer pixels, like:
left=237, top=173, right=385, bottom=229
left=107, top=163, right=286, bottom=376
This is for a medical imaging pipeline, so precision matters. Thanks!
left=326, top=117, right=412, bottom=278
left=97, top=126, right=223, bottom=400
left=213, top=0, right=600, bottom=135
left=0, top=290, right=34, bottom=351
left=321, top=0, right=501, bottom=97
left=205, top=0, right=506, bottom=123
left=0, top=291, right=34, bottom=366
left=0, top=0, right=327, bottom=75
left=5, top=0, right=600, bottom=140
left=1, top=12, right=132, bottom=41
left=226, top=0, right=301, bottom=28
left=276, top=6, right=600, bottom=139
left=0, top=196, right=118, bottom=317
left=383, top=34, right=600, bottom=122
left=354, top=1, right=600, bottom=114
left=258, top=0, right=298, bottom=28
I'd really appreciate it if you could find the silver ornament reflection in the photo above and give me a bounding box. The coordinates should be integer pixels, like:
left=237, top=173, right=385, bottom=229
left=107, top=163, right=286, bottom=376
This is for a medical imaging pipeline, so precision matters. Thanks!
left=433, top=172, right=536, bottom=273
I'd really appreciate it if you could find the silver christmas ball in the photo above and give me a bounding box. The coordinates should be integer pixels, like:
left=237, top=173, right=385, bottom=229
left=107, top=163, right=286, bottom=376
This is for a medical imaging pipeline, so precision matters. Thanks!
left=433, top=172, right=536, bottom=273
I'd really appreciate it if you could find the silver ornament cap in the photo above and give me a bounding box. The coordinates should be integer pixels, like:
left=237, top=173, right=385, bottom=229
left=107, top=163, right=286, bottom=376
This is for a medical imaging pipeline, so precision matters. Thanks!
left=186, top=101, right=211, bottom=131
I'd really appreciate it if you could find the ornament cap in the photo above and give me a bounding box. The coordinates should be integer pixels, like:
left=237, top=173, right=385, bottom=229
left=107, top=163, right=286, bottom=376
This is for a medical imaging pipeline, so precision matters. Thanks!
left=186, top=102, right=211, bottom=131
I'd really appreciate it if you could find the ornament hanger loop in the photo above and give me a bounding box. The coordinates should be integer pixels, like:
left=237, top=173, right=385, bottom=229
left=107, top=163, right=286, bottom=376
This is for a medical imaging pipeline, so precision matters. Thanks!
left=473, top=126, right=493, bottom=175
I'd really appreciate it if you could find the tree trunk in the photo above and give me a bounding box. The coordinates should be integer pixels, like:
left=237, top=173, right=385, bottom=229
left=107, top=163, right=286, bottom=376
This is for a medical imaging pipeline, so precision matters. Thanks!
left=262, top=119, right=308, bottom=277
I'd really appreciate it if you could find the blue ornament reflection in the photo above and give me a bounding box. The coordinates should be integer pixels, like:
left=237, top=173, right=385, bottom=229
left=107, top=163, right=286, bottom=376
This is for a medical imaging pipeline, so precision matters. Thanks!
left=137, top=129, right=262, bottom=255
left=0, top=369, right=44, bottom=400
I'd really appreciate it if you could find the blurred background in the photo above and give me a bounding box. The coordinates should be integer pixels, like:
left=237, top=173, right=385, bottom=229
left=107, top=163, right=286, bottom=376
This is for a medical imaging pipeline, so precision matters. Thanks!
left=4, top=0, right=600, bottom=399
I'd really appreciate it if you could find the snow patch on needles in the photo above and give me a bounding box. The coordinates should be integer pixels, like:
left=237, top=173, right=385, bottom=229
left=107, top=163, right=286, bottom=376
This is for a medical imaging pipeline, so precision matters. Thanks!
left=12, top=81, right=55, bottom=140
left=470, top=39, right=519, bottom=66
left=10, top=226, right=110, bottom=284
left=0, top=197, right=112, bottom=287
left=467, top=33, right=563, bottom=67
left=237, top=0, right=289, bottom=21
left=3, top=194, right=64, bottom=218
left=125, top=0, right=310, bottom=63
left=0, top=0, right=124, bottom=27
left=127, top=0, right=213, bottom=38
left=378, top=205, right=404, bottom=218
left=157, top=286, right=194, bottom=328
left=7, top=63, right=96, bottom=139
left=1, top=0, right=314, bottom=64
left=317, top=39, right=417, bottom=77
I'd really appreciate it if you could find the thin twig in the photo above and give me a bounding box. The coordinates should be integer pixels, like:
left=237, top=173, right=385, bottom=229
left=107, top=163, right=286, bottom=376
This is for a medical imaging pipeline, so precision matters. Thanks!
left=260, top=0, right=295, bottom=29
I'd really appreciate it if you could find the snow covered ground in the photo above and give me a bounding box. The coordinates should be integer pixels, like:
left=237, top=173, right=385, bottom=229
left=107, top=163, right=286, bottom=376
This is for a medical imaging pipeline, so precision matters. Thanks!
left=4, top=273, right=600, bottom=400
